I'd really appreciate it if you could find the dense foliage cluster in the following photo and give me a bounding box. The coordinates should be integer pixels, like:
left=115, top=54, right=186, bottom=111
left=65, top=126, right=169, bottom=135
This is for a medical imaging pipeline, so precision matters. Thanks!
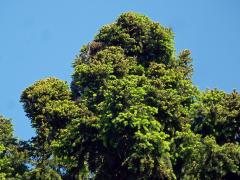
left=1, top=12, right=240, bottom=179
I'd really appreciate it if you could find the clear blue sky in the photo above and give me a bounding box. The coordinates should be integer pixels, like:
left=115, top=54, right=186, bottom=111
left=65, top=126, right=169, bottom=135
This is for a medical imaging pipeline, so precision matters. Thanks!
left=1, top=0, right=240, bottom=140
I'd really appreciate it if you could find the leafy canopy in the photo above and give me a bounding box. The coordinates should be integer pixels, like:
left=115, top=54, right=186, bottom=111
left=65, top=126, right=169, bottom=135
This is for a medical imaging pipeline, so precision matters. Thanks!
left=1, top=12, right=240, bottom=180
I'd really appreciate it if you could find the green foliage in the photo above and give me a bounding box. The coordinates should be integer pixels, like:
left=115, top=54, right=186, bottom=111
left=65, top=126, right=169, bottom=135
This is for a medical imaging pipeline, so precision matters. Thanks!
left=67, top=12, right=200, bottom=178
left=192, top=89, right=240, bottom=144
left=95, top=12, right=175, bottom=65
left=20, top=78, right=81, bottom=178
left=0, top=116, right=28, bottom=179
left=1, top=12, right=239, bottom=179
left=172, top=126, right=240, bottom=179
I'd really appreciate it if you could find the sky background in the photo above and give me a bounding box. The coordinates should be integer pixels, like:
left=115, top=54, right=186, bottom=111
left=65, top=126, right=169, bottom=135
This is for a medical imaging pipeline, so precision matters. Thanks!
left=1, top=0, right=240, bottom=140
